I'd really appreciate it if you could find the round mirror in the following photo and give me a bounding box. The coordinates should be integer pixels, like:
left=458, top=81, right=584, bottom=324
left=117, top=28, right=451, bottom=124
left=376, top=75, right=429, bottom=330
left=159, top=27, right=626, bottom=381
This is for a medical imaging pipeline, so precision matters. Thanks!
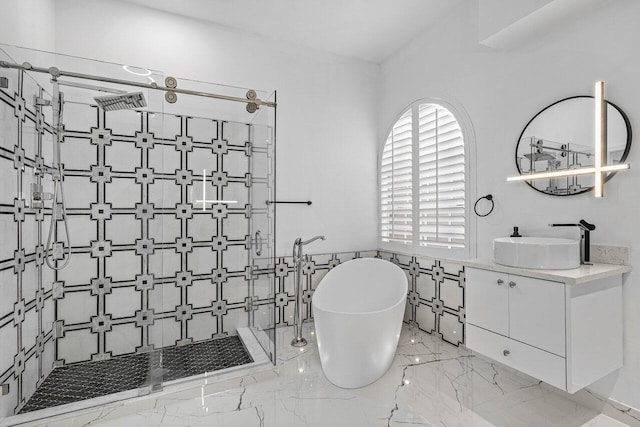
left=515, top=96, right=632, bottom=196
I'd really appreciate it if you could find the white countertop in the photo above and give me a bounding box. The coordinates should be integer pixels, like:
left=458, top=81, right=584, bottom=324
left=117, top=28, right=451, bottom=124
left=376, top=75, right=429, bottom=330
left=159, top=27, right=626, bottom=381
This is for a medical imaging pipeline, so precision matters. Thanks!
left=464, top=258, right=632, bottom=285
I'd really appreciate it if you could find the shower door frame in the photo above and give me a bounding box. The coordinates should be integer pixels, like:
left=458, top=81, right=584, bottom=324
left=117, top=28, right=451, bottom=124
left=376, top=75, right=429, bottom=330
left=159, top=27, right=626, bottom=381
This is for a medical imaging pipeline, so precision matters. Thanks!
left=0, top=46, right=278, bottom=425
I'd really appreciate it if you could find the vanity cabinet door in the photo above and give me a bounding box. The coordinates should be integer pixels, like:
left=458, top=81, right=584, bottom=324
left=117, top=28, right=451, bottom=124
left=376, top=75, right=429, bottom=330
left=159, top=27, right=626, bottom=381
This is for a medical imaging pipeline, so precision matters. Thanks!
left=508, top=275, right=566, bottom=356
left=466, top=268, right=509, bottom=336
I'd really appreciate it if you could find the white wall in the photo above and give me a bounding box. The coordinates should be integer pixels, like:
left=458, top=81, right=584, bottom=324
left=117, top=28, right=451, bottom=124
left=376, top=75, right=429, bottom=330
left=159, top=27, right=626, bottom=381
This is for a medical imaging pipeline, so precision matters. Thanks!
left=0, top=0, right=56, bottom=51
left=379, top=0, right=640, bottom=409
left=49, top=0, right=379, bottom=256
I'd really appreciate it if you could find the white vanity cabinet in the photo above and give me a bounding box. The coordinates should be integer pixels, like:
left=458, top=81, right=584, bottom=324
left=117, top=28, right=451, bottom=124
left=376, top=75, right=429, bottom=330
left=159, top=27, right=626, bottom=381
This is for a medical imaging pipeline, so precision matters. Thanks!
left=465, top=262, right=627, bottom=393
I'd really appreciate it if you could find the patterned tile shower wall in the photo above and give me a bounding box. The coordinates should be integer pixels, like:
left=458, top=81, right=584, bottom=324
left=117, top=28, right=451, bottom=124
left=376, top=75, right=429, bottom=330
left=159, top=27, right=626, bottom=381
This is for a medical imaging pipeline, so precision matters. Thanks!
left=52, top=102, right=265, bottom=365
left=275, top=250, right=465, bottom=347
left=0, top=69, right=57, bottom=416
left=0, top=67, right=275, bottom=416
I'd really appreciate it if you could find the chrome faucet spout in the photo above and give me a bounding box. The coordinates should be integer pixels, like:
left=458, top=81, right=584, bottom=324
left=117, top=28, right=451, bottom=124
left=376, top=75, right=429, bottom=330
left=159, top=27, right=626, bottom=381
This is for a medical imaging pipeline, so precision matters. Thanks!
left=300, top=235, right=325, bottom=246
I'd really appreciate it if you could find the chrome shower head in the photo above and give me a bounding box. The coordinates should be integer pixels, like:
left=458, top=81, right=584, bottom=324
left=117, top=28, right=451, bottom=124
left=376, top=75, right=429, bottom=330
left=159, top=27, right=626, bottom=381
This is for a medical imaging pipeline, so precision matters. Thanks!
left=94, top=92, right=147, bottom=111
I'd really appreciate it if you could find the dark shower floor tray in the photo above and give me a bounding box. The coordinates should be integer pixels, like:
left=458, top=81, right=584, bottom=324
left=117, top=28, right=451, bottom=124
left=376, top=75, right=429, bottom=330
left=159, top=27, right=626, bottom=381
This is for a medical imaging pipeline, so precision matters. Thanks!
left=19, top=335, right=252, bottom=414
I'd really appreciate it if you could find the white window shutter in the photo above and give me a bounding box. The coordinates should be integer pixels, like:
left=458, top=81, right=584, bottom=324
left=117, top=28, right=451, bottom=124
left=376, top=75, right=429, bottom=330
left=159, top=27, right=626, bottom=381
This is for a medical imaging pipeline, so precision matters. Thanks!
left=418, top=104, right=465, bottom=249
left=380, top=102, right=466, bottom=252
left=380, top=109, right=413, bottom=246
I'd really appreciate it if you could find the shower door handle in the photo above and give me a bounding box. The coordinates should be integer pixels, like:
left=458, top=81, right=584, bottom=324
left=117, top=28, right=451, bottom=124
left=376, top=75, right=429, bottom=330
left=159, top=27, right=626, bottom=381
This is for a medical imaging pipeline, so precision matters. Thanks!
left=255, top=230, right=263, bottom=257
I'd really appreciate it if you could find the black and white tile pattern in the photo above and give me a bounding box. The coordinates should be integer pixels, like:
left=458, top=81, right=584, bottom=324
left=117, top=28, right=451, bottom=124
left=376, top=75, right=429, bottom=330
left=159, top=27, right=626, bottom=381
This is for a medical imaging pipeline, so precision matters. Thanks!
left=0, top=61, right=276, bottom=418
left=18, top=335, right=252, bottom=414
left=273, top=250, right=465, bottom=347
left=0, top=64, right=57, bottom=418
left=54, top=105, right=261, bottom=366
left=377, top=251, right=465, bottom=346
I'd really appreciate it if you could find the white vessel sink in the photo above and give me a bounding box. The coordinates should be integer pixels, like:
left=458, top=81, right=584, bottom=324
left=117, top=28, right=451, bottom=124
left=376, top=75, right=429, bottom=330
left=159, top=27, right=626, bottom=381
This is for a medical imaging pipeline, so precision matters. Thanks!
left=493, top=237, right=580, bottom=270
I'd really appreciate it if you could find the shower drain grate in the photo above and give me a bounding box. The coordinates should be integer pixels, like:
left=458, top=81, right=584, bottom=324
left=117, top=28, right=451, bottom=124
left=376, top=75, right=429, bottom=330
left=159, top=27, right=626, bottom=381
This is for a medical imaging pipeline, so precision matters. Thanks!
left=18, top=335, right=253, bottom=414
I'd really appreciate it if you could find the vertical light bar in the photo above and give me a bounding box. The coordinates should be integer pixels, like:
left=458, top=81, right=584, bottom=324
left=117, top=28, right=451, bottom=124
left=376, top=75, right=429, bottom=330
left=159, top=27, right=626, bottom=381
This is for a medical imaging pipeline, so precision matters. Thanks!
left=508, top=80, right=627, bottom=195
left=594, top=81, right=606, bottom=198
left=202, top=168, right=207, bottom=211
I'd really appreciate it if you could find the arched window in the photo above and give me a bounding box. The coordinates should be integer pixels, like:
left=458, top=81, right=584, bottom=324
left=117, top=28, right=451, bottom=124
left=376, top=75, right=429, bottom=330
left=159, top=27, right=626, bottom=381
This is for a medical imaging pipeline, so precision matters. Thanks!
left=380, top=100, right=468, bottom=257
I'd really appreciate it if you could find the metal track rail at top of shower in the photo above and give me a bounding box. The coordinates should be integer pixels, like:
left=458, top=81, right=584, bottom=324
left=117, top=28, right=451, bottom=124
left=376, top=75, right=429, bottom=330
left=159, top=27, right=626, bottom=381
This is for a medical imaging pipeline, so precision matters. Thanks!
left=0, top=60, right=277, bottom=109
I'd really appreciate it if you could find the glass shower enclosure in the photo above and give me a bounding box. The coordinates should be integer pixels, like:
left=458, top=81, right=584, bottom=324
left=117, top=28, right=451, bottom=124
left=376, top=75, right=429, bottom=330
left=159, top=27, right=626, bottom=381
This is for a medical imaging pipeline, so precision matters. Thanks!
left=0, top=44, right=276, bottom=423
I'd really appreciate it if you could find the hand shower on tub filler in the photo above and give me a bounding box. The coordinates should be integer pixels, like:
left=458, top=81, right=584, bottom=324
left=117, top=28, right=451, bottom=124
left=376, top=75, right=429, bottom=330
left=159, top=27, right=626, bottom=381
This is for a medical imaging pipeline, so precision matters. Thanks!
left=291, top=236, right=325, bottom=347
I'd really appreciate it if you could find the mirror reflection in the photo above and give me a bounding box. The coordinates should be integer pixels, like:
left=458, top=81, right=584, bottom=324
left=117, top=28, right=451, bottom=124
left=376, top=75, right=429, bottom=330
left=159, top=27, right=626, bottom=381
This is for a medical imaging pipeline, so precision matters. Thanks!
left=516, top=96, right=631, bottom=196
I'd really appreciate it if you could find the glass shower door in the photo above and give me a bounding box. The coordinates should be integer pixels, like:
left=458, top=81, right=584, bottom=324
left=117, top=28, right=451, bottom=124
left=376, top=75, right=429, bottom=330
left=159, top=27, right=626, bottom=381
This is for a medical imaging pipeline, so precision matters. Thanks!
left=0, top=43, right=169, bottom=415
left=0, top=44, right=277, bottom=422
left=248, top=92, right=277, bottom=362
left=46, top=60, right=169, bottom=395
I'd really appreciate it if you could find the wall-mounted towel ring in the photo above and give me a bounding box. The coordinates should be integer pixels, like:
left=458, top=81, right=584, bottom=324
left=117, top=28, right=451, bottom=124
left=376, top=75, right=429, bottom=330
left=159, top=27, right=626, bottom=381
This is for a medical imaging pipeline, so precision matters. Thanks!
left=474, top=194, right=494, bottom=217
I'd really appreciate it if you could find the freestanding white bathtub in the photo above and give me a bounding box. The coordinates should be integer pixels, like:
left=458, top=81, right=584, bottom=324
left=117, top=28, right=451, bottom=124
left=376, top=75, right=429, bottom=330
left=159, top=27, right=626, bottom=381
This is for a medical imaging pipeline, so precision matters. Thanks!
left=312, top=258, right=408, bottom=388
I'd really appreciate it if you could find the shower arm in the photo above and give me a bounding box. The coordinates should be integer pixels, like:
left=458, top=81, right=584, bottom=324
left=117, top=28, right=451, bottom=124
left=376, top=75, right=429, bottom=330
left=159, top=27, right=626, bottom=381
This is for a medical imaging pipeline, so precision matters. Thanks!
left=0, top=60, right=277, bottom=108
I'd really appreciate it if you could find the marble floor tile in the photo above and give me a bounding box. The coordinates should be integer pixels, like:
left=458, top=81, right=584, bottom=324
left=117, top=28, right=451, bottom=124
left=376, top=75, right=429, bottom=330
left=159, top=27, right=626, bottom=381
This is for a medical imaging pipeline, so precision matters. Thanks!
left=582, top=414, right=632, bottom=427
left=27, top=324, right=632, bottom=427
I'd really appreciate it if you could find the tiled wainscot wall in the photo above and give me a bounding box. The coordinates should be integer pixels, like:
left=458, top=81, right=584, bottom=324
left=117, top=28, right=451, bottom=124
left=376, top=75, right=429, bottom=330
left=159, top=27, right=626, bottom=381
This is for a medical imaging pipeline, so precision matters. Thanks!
left=280, top=250, right=465, bottom=347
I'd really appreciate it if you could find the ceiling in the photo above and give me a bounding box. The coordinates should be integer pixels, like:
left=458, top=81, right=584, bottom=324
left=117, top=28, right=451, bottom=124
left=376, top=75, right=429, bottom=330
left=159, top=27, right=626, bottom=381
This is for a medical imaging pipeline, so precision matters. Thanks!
left=121, top=0, right=462, bottom=64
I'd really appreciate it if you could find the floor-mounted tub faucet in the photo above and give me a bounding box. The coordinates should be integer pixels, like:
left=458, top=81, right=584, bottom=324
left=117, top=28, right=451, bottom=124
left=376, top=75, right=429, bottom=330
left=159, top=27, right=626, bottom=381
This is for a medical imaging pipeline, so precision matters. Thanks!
left=291, top=235, right=325, bottom=347
left=549, top=219, right=596, bottom=264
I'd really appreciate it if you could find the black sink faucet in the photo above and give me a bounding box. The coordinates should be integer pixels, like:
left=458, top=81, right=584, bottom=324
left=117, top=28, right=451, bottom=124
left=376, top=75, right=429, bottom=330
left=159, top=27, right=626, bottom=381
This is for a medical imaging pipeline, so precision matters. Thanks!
left=510, top=226, right=522, bottom=237
left=548, top=219, right=596, bottom=264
